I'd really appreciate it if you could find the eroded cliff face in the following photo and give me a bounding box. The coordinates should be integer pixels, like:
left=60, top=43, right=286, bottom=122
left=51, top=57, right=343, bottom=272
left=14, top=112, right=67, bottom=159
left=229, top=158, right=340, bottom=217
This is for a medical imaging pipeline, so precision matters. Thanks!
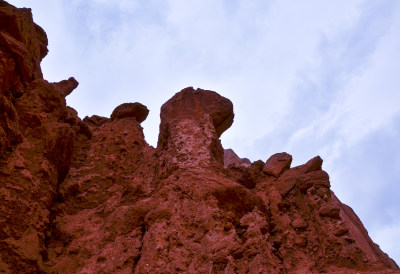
left=0, top=2, right=399, bottom=273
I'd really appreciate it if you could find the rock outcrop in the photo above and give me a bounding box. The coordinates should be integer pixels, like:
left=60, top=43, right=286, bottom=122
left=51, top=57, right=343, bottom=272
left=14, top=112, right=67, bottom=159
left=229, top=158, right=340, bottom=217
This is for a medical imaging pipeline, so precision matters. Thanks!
left=263, top=152, right=292, bottom=177
left=224, top=149, right=251, bottom=168
left=157, top=87, right=234, bottom=174
left=0, top=1, right=399, bottom=273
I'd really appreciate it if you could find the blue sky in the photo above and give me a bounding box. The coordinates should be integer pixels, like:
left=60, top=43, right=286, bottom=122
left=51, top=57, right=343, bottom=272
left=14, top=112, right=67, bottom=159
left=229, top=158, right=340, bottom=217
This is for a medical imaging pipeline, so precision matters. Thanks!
left=14, top=0, right=400, bottom=264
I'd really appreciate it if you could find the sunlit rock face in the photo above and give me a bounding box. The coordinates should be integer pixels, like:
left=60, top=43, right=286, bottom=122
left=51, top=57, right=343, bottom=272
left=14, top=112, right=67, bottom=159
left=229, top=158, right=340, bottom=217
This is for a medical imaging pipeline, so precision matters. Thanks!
left=0, top=1, right=399, bottom=273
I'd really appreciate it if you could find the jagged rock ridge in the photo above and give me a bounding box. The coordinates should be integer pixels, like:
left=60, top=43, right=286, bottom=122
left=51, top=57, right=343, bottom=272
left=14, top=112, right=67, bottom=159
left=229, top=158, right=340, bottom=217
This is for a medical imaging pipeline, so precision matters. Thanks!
left=0, top=2, right=399, bottom=273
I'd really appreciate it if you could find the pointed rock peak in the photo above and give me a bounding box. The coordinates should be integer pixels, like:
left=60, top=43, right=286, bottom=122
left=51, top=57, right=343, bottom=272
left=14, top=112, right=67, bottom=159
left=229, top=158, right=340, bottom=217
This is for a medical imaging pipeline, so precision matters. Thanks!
left=305, top=155, right=323, bottom=173
left=110, top=102, right=149, bottom=123
left=224, top=148, right=251, bottom=168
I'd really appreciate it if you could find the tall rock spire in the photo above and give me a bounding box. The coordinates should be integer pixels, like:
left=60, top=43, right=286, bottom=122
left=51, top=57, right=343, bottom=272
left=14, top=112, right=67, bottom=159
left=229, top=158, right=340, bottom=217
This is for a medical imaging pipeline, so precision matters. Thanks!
left=157, top=87, right=233, bottom=173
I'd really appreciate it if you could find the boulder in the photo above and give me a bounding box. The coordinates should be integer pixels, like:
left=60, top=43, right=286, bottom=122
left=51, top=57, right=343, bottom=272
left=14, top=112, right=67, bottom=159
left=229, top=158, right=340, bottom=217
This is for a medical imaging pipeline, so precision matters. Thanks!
left=263, top=152, right=292, bottom=177
left=292, top=218, right=308, bottom=230
left=319, top=202, right=341, bottom=219
left=110, top=102, right=149, bottom=122
left=296, top=170, right=330, bottom=191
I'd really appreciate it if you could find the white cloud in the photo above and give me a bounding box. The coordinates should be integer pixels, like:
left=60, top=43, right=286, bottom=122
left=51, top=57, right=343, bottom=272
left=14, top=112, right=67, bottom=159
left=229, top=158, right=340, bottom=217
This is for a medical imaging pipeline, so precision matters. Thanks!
left=285, top=0, right=400, bottom=164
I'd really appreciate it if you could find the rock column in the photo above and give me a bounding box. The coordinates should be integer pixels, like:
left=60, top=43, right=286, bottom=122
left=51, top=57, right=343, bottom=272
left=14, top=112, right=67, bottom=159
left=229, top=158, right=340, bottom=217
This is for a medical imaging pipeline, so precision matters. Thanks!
left=157, top=87, right=234, bottom=173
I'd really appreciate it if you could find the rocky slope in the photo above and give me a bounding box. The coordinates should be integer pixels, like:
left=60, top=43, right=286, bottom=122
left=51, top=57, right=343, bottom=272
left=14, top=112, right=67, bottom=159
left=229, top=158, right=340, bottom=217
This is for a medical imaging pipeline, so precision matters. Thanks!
left=0, top=1, right=399, bottom=273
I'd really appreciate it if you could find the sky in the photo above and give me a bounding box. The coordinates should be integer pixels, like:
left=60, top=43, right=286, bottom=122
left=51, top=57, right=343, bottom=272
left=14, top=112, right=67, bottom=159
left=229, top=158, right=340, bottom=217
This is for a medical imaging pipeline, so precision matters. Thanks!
left=14, top=0, right=400, bottom=265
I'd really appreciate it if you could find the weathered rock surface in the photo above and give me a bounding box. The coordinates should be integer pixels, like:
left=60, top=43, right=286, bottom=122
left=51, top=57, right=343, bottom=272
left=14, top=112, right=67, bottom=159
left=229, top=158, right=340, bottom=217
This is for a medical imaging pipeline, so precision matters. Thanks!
left=224, top=148, right=251, bottom=168
left=263, top=152, right=292, bottom=177
left=156, top=87, right=233, bottom=174
left=110, top=102, right=149, bottom=122
left=0, top=2, right=399, bottom=273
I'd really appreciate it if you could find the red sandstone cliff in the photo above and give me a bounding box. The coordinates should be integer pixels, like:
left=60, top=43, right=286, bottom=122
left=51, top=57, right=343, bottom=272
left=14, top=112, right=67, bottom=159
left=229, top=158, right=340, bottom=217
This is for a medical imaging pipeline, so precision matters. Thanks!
left=0, top=1, right=399, bottom=273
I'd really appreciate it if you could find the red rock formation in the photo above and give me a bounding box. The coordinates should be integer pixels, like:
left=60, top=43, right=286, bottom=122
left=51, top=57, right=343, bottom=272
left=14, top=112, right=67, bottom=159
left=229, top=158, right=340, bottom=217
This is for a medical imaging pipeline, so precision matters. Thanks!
left=156, top=87, right=234, bottom=175
left=0, top=1, right=399, bottom=273
left=263, top=152, right=292, bottom=177
left=224, top=148, right=251, bottom=168
left=110, top=102, right=149, bottom=122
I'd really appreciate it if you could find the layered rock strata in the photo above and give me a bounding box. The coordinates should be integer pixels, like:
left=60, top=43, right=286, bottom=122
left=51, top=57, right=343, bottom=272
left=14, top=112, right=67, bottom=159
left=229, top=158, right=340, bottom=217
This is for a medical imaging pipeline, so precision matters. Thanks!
left=0, top=1, right=399, bottom=273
